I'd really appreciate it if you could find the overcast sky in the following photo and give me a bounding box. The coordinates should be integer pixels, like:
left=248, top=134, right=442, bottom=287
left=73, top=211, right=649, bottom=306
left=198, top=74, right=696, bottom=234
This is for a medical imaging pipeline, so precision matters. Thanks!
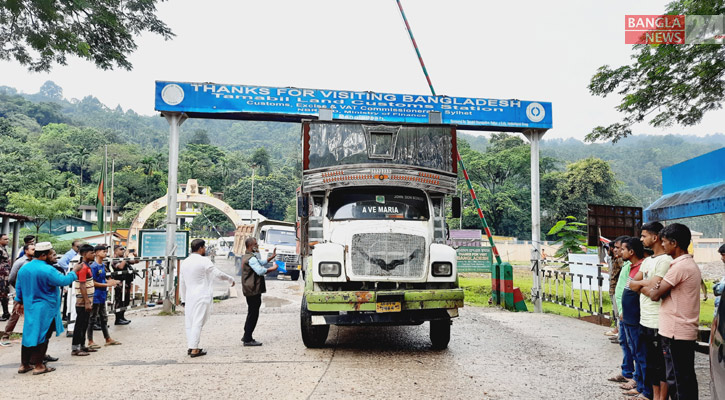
left=1, top=0, right=722, bottom=140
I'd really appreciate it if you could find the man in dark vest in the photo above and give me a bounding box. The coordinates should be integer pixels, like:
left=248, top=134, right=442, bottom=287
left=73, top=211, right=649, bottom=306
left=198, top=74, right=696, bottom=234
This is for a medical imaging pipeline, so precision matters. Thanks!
left=241, top=237, right=277, bottom=347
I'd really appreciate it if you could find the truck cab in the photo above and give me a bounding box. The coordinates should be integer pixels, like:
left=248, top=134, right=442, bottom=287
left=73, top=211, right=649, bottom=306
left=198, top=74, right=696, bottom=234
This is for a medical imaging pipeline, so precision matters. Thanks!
left=256, top=221, right=302, bottom=280
left=298, top=120, right=464, bottom=349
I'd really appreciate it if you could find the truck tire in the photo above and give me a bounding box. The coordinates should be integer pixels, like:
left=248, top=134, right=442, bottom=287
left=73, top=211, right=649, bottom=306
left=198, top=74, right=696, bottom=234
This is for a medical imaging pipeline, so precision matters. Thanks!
left=430, top=318, right=451, bottom=350
left=300, top=297, right=329, bottom=348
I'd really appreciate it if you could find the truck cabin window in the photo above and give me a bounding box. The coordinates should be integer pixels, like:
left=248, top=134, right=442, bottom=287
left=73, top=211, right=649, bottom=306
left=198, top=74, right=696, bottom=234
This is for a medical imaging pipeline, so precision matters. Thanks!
left=266, top=229, right=296, bottom=246
left=369, top=132, right=394, bottom=158
left=328, top=187, right=429, bottom=221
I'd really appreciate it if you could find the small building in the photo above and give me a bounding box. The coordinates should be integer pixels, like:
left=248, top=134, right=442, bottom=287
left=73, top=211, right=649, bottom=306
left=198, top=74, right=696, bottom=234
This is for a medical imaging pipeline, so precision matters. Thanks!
left=0, top=210, right=32, bottom=261
left=37, top=216, right=94, bottom=235
left=78, top=205, right=122, bottom=224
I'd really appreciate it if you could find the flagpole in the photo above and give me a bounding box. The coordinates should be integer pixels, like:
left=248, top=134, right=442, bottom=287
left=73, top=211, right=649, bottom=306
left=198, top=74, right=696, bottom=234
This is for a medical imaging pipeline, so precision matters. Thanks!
left=104, top=145, right=108, bottom=246
left=109, top=158, right=115, bottom=245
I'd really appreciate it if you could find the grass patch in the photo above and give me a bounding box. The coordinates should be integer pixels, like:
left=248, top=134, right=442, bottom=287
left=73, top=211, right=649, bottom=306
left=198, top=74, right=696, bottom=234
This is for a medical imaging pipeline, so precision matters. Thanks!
left=157, top=310, right=180, bottom=316
left=460, top=269, right=715, bottom=327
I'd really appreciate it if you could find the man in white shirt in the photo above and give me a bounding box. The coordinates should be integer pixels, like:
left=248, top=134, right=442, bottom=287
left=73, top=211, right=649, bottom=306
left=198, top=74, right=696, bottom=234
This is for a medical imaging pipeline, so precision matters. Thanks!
left=179, top=239, right=235, bottom=357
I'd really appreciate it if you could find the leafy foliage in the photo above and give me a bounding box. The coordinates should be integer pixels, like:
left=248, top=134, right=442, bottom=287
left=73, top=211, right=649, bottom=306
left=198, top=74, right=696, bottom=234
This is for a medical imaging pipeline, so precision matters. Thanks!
left=0, top=0, right=174, bottom=71
left=587, top=0, right=725, bottom=142
left=7, top=192, right=75, bottom=234
left=547, top=216, right=587, bottom=258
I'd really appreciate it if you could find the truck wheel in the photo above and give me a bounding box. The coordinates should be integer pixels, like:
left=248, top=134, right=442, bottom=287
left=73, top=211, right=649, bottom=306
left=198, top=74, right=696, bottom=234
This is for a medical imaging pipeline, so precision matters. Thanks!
left=430, top=319, right=451, bottom=350
left=290, top=270, right=300, bottom=281
left=300, top=297, right=329, bottom=348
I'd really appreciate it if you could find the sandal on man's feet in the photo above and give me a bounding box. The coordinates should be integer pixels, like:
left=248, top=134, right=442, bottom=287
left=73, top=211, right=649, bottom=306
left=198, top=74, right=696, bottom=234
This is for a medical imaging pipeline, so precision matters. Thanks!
left=620, top=380, right=637, bottom=390
left=81, top=346, right=97, bottom=353
left=88, top=344, right=101, bottom=350
left=632, top=394, right=650, bottom=400
left=190, top=349, right=207, bottom=358
left=622, top=388, right=640, bottom=396
left=18, top=366, right=33, bottom=374
left=32, top=366, right=56, bottom=375
left=104, top=340, right=122, bottom=346
left=71, top=350, right=90, bottom=356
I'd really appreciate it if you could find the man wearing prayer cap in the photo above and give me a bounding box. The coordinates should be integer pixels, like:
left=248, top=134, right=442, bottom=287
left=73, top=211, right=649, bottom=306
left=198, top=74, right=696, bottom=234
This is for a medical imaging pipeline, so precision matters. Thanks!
left=15, top=242, right=83, bottom=374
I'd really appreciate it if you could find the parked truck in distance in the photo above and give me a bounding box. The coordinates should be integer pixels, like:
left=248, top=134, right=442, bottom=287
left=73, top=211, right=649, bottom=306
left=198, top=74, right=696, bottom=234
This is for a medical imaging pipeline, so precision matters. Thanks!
left=297, top=120, right=464, bottom=349
left=232, top=220, right=301, bottom=280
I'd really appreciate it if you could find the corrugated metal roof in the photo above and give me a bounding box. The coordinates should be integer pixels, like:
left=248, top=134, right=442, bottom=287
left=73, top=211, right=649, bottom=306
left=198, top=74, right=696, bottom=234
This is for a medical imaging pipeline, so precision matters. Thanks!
left=645, top=180, right=725, bottom=221
left=0, top=211, right=31, bottom=221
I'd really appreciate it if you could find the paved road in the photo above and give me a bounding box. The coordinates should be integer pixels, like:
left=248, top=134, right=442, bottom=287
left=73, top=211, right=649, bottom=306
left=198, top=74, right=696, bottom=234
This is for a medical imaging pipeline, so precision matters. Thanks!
left=0, top=258, right=713, bottom=399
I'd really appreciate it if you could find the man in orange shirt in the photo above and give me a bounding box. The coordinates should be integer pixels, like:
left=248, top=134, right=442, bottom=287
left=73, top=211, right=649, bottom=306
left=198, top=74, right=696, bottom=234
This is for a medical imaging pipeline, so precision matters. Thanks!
left=644, top=223, right=700, bottom=399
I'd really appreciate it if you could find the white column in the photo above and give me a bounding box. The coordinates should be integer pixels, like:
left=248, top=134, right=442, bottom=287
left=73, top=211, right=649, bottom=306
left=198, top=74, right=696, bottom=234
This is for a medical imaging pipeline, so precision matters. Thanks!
left=525, top=129, right=546, bottom=313
left=163, top=112, right=186, bottom=312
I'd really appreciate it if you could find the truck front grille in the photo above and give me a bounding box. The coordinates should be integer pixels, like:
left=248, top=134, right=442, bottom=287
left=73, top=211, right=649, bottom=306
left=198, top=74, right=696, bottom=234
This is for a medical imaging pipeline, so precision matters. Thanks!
left=276, top=254, right=299, bottom=264
left=351, top=233, right=426, bottom=279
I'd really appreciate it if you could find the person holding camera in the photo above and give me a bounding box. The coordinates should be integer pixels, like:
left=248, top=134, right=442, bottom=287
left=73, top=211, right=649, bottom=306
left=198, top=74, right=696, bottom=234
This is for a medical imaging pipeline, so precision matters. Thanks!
left=111, top=245, right=138, bottom=325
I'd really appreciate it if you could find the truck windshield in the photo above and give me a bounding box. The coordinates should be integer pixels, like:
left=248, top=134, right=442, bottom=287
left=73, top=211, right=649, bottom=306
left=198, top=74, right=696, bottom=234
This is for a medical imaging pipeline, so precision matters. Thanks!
left=266, top=229, right=296, bottom=245
left=328, top=187, right=429, bottom=221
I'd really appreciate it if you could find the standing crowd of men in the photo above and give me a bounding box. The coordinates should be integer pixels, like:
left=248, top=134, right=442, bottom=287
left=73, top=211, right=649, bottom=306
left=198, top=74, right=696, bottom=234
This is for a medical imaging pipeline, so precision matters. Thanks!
left=0, top=234, right=139, bottom=374
left=607, top=222, right=713, bottom=400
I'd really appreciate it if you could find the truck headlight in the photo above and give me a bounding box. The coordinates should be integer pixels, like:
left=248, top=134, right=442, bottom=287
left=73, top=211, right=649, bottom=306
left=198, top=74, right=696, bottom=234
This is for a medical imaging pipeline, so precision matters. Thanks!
left=319, top=262, right=341, bottom=277
left=432, top=262, right=452, bottom=277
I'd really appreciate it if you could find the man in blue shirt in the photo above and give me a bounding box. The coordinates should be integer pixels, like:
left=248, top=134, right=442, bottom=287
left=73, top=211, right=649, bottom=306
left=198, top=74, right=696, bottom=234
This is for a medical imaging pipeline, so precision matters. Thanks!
left=15, top=242, right=81, bottom=374
left=58, top=240, right=82, bottom=273
left=86, top=244, right=121, bottom=349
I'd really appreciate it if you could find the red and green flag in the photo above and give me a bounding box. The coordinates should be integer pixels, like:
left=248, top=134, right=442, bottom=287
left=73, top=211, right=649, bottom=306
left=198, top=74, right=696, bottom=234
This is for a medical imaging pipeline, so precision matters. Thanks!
left=96, top=153, right=106, bottom=232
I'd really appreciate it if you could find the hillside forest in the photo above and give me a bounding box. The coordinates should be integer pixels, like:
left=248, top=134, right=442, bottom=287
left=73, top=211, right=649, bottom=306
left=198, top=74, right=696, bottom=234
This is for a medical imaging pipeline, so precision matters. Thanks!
left=1, top=81, right=723, bottom=239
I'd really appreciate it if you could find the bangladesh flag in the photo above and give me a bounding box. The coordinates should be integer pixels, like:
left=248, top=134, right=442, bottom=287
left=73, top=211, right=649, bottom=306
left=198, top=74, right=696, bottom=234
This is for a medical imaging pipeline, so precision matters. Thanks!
left=96, top=154, right=106, bottom=232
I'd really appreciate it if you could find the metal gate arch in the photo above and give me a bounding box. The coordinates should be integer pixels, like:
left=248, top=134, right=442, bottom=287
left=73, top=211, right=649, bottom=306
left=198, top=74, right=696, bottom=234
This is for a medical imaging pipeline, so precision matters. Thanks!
left=127, top=179, right=244, bottom=252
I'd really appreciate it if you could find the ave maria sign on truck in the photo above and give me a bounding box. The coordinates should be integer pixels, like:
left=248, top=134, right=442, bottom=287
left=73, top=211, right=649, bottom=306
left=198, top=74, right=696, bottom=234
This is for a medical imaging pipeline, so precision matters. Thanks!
left=155, top=81, right=552, bottom=131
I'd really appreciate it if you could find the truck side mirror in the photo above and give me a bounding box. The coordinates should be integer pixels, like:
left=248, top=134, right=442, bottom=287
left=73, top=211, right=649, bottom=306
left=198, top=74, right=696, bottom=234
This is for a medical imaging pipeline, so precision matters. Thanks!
left=297, top=196, right=309, bottom=218
left=451, top=197, right=461, bottom=219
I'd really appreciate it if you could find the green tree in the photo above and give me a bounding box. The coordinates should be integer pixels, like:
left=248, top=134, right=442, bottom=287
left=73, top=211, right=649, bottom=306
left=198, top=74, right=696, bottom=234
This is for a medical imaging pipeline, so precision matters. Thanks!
left=7, top=191, right=74, bottom=234
left=226, top=173, right=298, bottom=221
left=587, top=0, right=725, bottom=142
left=455, top=135, right=557, bottom=238
left=0, top=0, right=174, bottom=71
left=547, top=157, right=635, bottom=223
left=188, top=129, right=211, bottom=145
left=38, top=80, right=63, bottom=101
left=547, top=216, right=587, bottom=259
left=249, top=147, right=271, bottom=176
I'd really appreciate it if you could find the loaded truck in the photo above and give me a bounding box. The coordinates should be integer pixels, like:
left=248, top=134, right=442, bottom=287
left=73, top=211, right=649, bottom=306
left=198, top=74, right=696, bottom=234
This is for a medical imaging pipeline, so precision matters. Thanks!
left=232, top=220, right=302, bottom=280
left=296, top=120, right=464, bottom=349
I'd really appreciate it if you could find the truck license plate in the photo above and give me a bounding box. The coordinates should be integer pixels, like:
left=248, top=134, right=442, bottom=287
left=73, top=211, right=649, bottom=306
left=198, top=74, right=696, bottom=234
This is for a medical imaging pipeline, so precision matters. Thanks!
left=376, top=302, right=401, bottom=313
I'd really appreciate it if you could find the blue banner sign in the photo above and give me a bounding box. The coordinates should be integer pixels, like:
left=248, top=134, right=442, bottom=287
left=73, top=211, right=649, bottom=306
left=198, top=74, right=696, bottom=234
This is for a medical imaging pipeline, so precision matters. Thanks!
left=139, top=230, right=189, bottom=259
left=155, top=81, right=552, bottom=130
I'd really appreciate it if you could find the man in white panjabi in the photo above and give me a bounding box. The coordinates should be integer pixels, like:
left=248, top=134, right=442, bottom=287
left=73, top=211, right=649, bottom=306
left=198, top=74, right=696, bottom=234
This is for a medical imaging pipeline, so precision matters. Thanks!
left=180, top=239, right=235, bottom=357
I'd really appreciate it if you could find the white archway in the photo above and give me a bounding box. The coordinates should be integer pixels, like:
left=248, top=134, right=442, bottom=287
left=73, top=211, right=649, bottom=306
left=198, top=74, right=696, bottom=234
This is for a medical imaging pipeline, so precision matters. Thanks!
left=127, top=179, right=244, bottom=251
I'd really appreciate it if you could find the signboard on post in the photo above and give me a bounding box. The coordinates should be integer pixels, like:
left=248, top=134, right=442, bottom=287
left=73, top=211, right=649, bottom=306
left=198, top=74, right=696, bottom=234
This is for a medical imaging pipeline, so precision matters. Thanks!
left=155, top=81, right=553, bottom=131
left=457, top=246, right=493, bottom=273
left=139, top=230, right=190, bottom=259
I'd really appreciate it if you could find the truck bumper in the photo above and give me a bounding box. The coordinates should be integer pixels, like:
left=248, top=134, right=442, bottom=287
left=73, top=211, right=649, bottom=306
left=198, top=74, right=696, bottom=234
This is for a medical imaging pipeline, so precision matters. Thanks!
left=310, top=308, right=458, bottom=326
left=305, top=289, right=464, bottom=314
